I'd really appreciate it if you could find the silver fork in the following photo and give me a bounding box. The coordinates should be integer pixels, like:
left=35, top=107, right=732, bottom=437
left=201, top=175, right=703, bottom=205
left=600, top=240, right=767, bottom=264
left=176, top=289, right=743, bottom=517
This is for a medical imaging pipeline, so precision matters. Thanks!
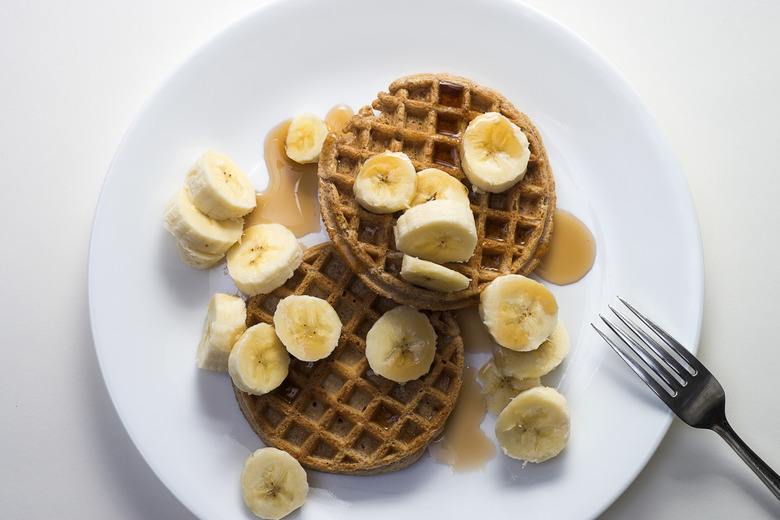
left=592, top=297, right=780, bottom=500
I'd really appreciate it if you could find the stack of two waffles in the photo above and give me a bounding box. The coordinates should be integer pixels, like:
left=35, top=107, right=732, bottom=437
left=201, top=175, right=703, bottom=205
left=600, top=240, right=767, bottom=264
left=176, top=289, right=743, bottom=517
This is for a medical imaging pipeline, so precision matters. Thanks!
left=234, top=73, right=556, bottom=475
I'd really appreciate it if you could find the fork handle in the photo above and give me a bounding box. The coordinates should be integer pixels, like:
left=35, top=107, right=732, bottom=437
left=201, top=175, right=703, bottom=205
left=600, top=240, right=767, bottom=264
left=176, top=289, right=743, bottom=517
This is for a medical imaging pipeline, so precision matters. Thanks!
left=713, top=419, right=780, bottom=500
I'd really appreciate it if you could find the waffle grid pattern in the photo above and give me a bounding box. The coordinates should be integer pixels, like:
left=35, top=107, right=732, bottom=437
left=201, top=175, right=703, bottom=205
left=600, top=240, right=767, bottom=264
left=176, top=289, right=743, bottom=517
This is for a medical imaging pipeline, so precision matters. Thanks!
left=234, top=242, right=464, bottom=475
left=318, top=73, right=555, bottom=311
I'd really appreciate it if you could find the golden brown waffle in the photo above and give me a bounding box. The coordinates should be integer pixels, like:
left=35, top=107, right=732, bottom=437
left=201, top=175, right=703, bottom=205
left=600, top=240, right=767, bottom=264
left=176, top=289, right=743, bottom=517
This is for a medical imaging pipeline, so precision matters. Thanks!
left=318, top=73, right=555, bottom=311
left=233, top=242, right=464, bottom=475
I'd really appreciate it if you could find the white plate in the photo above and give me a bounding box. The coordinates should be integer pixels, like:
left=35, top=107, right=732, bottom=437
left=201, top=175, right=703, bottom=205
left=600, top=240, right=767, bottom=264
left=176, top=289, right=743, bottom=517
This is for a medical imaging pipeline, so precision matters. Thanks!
left=88, top=0, right=703, bottom=518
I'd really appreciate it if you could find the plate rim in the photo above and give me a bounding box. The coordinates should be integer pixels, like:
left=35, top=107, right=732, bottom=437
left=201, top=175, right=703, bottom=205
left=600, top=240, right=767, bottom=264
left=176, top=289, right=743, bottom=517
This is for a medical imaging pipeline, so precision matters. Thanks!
left=87, top=0, right=704, bottom=518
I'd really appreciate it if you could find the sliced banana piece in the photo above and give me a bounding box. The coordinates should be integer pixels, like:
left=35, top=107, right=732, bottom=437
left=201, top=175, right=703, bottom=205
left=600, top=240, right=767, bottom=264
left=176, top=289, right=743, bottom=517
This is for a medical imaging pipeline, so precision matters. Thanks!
left=394, top=199, right=478, bottom=263
left=226, top=224, right=303, bottom=297
left=460, top=112, right=530, bottom=193
left=479, top=274, right=558, bottom=352
left=493, top=320, right=570, bottom=379
left=353, top=151, right=417, bottom=213
left=365, top=306, right=437, bottom=383
left=196, top=293, right=247, bottom=372
left=176, top=240, right=225, bottom=269
left=400, top=255, right=470, bottom=292
left=410, top=168, right=471, bottom=208
left=241, top=447, right=308, bottom=520
left=184, top=149, right=257, bottom=220
left=477, top=359, right=541, bottom=415
left=163, top=187, right=244, bottom=255
left=228, top=323, right=290, bottom=395
left=285, top=113, right=329, bottom=164
left=273, top=295, right=342, bottom=362
left=495, top=386, right=570, bottom=463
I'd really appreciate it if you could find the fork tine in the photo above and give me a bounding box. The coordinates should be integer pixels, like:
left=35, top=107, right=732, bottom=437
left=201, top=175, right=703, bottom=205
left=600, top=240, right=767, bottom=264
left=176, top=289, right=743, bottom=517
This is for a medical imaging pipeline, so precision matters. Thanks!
left=608, top=305, right=691, bottom=382
left=591, top=322, right=674, bottom=406
left=598, top=314, right=681, bottom=394
left=618, top=296, right=702, bottom=373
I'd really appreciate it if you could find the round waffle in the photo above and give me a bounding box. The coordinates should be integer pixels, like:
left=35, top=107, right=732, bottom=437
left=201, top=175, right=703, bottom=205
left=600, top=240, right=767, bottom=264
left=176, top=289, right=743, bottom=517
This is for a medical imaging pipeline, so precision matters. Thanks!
left=318, top=73, right=556, bottom=311
left=233, top=242, right=464, bottom=475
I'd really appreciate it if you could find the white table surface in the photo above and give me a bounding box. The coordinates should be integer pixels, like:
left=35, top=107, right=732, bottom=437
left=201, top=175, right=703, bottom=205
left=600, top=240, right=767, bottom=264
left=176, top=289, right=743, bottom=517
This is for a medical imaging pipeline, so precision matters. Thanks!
left=3, top=0, right=779, bottom=518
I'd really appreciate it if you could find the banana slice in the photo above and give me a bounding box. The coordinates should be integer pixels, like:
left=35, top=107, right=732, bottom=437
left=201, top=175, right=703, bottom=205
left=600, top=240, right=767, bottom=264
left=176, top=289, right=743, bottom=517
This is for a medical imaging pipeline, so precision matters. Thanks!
left=394, top=199, right=478, bottom=263
left=184, top=150, right=257, bottom=220
left=493, top=320, right=570, bottom=379
left=241, top=447, right=308, bottom=520
left=228, top=323, right=290, bottom=395
left=400, top=255, right=470, bottom=292
left=273, top=295, right=342, bottom=362
left=410, top=168, right=471, bottom=208
left=477, top=359, right=541, bottom=415
left=495, top=386, right=570, bottom=463
left=196, top=293, right=247, bottom=372
left=459, top=112, right=530, bottom=193
left=353, top=151, right=417, bottom=214
left=365, top=306, right=437, bottom=383
left=479, top=274, right=558, bottom=352
left=285, top=113, right=329, bottom=164
left=176, top=240, right=225, bottom=269
left=226, top=224, right=303, bottom=297
left=163, top=187, right=244, bottom=255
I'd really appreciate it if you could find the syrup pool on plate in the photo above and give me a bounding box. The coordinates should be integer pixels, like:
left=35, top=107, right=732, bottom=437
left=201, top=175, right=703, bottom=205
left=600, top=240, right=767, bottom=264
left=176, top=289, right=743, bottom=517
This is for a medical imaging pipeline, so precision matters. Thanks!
left=246, top=106, right=355, bottom=238
left=428, top=366, right=495, bottom=472
left=535, top=209, right=596, bottom=285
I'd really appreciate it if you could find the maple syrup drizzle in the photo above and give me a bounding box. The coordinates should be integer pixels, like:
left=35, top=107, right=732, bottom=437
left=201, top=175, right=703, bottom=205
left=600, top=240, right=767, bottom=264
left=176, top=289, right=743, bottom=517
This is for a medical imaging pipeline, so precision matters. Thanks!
left=244, top=119, right=321, bottom=238
left=325, top=104, right=354, bottom=135
left=535, top=209, right=596, bottom=285
left=438, top=82, right=464, bottom=108
left=428, top=367, right=495, bottom=472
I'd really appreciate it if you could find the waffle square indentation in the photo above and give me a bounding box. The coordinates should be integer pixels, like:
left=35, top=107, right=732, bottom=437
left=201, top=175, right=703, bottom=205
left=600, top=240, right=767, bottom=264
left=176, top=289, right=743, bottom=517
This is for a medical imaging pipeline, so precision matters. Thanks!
left=326, top=414, right=355, bottom=439
left=284, top=270, right=306, bottom=290
left=389, top=380, right=419, bottom=405
left=322, top=254, right=348, bottom=283
left=400, top=138, right=425, bottom=162
left=370, top=296, right=396, bottom=316
left=436, top=112, right=461, bottom=136
left=404, top=105, right=430, bottom=132
left=306, top=281, right=333, bottom=301
left=398, top=419, right=424, bottom=445
left=433, top=370, right=454, bottom=394
left=480, top=251, right=505, bottom=272
left=336, top=155, right=357, bottom=174
left=260, top=293, right=281, bottom=315
left=321, top=371, right=345, bottom=394
left=312, top=440, right=338, bottom=460
left=347, top=276, right=373, bottom=302
left=345, top=387, right=372, bottom=412
left=414, top=393, right=444, bottom=421
left=438, top=82, right=464, bottom=108
left=333, top=298, right=357, bottom=327
left=369, top=129, right=394, bottom=152
left=261, top=404, right=285, bottom=428
left=432, top=141, right=459, bottom=170
left=485, top=217, right=510, bottom=242
left=276, top=380, right=302, bottom=404
left=357, top=218, right=385, bottom=246
left=515, top=224, right=534, bottom=246
left=336, top=341, right=364, bottom=369
left=407, top=86, right=431, bottom=102
left=371, top=404, right=401, bottom=430
left=470, top=92, right=494, bottom=113
left=487, top=192, right=512, bottom=211
left=302, top=397, right=328, bottom=423
left=352, top=430, right=382, bottom=456
left=283, top=423, right=312, bottom=446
